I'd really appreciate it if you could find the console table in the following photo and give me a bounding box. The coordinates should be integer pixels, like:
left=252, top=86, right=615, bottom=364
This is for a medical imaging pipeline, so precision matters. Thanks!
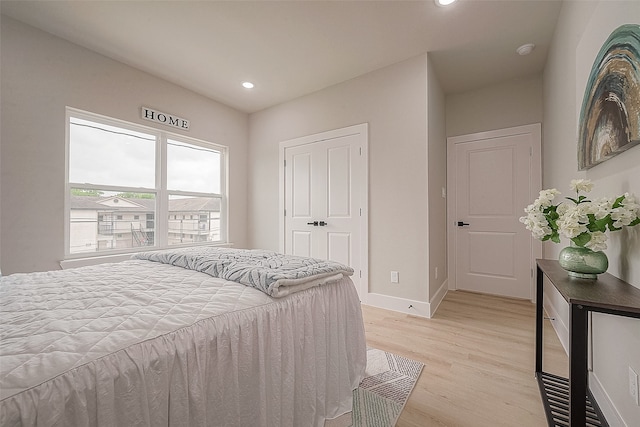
left=535, top=259, right=640, bottom=426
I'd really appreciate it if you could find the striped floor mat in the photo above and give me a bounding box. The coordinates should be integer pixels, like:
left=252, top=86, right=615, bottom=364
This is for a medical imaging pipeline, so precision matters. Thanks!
left=327, top=347, right=424, bottom=427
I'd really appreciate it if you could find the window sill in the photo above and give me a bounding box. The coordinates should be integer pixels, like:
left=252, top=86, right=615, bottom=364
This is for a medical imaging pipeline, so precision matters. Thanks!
left=60, top=243, right=234, bottom=270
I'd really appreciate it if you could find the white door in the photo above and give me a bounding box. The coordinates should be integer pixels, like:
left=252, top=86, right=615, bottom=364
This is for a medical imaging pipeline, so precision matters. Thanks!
left=447, top=124, right=541, bottom=300
left=280, top=124, right=368, bottom=299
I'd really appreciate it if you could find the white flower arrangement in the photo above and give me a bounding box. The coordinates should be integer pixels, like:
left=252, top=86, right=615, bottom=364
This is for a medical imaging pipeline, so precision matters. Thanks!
left=519, top=179, right=640, bottom=252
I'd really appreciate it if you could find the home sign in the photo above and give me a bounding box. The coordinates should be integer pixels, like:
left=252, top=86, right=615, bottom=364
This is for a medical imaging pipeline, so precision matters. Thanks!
left=141, top=107, right=190, bottom=130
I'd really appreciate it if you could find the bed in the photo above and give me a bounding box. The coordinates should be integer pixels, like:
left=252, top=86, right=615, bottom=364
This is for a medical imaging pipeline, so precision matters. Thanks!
left=0, top=247, right=367, bottom=427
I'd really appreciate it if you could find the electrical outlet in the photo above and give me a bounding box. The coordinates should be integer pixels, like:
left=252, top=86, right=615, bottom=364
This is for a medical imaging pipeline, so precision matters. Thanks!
left=630, top=367, right=639, bottom=406
left=390, top=271, right=399, bottom=283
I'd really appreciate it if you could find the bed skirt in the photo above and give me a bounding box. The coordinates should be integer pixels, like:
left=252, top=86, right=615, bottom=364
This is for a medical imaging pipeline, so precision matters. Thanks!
left=1, top=275, right=366, bottom=427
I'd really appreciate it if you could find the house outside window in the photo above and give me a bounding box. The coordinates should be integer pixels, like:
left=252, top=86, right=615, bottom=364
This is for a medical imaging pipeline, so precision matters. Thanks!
left=66, top=108, right=227, bottom=257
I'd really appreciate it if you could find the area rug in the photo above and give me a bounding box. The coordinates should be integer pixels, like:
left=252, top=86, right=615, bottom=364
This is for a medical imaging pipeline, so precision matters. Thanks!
left=326, top=347, right=424, bottom=427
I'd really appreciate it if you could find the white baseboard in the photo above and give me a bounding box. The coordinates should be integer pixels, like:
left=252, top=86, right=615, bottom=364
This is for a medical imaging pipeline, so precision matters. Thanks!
left=589, top=371, right=627, bottom=427
left=430, top=279, right=448, bottom=317
left=363, top=280, right=448, bottom=319
left=543, top=293, right=569, bottom=355
left=365, top=292, right=431, bottom=318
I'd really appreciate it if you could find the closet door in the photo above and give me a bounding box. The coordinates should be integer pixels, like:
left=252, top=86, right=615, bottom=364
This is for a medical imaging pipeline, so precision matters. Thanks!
left=281, top=124, right=368, bottom=299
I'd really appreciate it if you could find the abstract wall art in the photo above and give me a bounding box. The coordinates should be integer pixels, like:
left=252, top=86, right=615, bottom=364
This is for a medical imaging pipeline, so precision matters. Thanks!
left=578, top=23, right=640, bottom=170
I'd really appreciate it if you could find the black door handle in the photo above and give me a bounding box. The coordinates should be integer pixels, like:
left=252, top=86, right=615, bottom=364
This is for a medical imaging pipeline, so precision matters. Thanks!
left=307, top=221, right=319, bottom=226
left=318, top=221, right=327, bottom=226
left=457, top=221, right=470, bottom=227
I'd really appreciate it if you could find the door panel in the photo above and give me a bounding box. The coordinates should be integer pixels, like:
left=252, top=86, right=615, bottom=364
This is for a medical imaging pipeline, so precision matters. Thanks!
left=292, top=153, right=312, bottom=217
left=328, top=146, right=351, bottom=217
left=292, top=231, right=312, bottom=258
left=468, top=231, right=515, bottom=277
left=468, top=147, right=514, bottom=215
left=283, top=129, right=364, bottom=297
left=328, top=232, right=351, bottom=267
left=454, top=130, right=535, bottom=299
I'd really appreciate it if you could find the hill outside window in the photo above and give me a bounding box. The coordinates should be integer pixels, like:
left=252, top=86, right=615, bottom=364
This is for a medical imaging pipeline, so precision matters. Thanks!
left=65, top=108, right=227, bottom=258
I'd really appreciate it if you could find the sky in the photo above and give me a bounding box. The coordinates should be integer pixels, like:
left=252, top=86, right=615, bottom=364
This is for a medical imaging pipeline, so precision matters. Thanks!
left=69, top=117, right=221, bottom=194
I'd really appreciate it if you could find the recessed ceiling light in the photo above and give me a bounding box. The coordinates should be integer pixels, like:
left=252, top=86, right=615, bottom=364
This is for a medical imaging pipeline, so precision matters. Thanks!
left=242, top=81, right=255, bottom=89
left=516, top=43, right=536, bottom=56
left=435, top=0, right=457, bottom=6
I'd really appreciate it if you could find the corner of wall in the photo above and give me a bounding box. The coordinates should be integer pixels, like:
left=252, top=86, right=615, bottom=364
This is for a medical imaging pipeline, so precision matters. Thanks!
left=426, top=52, right=448, bottom=303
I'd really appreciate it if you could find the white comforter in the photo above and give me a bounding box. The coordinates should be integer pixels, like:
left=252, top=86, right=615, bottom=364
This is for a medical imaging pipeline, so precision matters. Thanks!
left=0, top=260, right=366, bottom=427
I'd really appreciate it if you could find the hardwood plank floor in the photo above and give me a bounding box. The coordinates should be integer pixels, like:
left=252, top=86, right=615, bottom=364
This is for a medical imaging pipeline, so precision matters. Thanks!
left=361, top=290, right=568, bottom=427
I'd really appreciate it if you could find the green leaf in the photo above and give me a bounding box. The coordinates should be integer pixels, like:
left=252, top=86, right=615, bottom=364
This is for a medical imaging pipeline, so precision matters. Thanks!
left=544, top=206, right=559, bottom=220
left=578, top=195, right=590, bottom=204
left=566, top=197, right=579, bottom=204
left=630, top=217, right=640, bottom=227
left=587, top=215, right=609, bottom=233
left=572, top=232, right=591, bottom=247
left=612, top=195, right=625, bottom=209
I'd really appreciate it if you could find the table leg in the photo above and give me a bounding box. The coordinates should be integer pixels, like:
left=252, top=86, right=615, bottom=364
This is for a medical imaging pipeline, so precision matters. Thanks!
left=535, top=265, right=544, bottom=374
left=569, top=303, right=588, bottom=426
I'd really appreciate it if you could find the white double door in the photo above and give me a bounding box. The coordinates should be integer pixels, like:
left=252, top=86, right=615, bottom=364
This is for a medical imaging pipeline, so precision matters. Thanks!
left=280, top=124, right=367, bottom=297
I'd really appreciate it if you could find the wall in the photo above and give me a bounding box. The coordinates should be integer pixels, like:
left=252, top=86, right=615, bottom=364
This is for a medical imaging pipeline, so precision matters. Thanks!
left=427, top=55, right=447, bottom=302
left=0, top=17, right=249, bottom=274
left=543, top=1, right=640, bottom=425
left=445, top=74, right=543, bottom=138
left=0, top=16, right=3, bottom=275
left=249, top=54, right=446, bottom=312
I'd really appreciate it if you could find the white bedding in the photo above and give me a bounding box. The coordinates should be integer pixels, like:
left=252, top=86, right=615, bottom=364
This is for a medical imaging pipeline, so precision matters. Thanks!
left=0, top=260, right=367, bottom=427
left=132, top=247, right=355, bottom=298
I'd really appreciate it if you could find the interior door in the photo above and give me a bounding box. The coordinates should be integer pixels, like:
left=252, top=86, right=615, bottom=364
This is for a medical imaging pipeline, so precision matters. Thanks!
left=448, top=124, right=541, bottom=300
left=281, top=124, right=367, bottom=299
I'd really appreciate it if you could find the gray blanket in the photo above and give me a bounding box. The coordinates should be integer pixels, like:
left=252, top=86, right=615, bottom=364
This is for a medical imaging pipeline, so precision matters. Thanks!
left=132, top=247, right=354, bottom=298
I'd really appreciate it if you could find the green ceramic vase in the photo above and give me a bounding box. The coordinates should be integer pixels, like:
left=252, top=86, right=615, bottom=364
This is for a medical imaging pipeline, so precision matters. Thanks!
left=558, top=244, right=608, bottom=279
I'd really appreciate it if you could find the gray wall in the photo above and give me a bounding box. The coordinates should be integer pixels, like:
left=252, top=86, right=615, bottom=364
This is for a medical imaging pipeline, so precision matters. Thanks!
left=0, top=17, right=250, bottom=274
left=445, top=74, right=543, bottom=138
left=248, top=54, right=446, bottom=305
left=427, top=56, right=447, bottom=301
left=543, top=1, right=640, bottom=424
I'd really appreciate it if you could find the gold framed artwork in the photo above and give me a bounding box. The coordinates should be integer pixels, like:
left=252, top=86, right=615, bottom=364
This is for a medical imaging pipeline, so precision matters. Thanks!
left=577, top=23, right=640, bottom=170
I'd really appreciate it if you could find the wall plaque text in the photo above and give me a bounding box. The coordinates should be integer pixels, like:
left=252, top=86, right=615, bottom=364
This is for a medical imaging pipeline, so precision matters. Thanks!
left=141, top=107, right=190, bottom=130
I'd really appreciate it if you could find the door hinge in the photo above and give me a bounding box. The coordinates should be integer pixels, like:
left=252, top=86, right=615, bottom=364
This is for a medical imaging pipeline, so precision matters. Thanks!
left=359, top=208, right=362, bottom=216
left=284, top=209, right=286, bottom=217
left=284, top=159, right=287, bottom=167
left=359, top=147, right=362, bottom=155
left=529, top=147, right=532, bottom=156
left=360, top=270, right=362, bottom=278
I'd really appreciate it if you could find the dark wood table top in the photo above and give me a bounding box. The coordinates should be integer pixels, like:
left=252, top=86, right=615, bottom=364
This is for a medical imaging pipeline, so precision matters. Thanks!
left=537, top=259, right=640, bottom=317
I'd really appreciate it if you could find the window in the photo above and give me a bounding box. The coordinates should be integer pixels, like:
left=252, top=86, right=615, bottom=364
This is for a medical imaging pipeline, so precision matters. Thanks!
left=66, top=108, right=227, bottom=257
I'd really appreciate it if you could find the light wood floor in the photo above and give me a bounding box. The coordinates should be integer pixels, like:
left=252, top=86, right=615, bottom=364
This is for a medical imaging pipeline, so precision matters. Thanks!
left=361, top=290, right=568, bottom=427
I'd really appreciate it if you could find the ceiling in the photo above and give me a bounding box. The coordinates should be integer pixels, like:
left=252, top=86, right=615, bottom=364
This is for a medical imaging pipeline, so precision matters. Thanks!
left=1, top=0, right=563, bottom=114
